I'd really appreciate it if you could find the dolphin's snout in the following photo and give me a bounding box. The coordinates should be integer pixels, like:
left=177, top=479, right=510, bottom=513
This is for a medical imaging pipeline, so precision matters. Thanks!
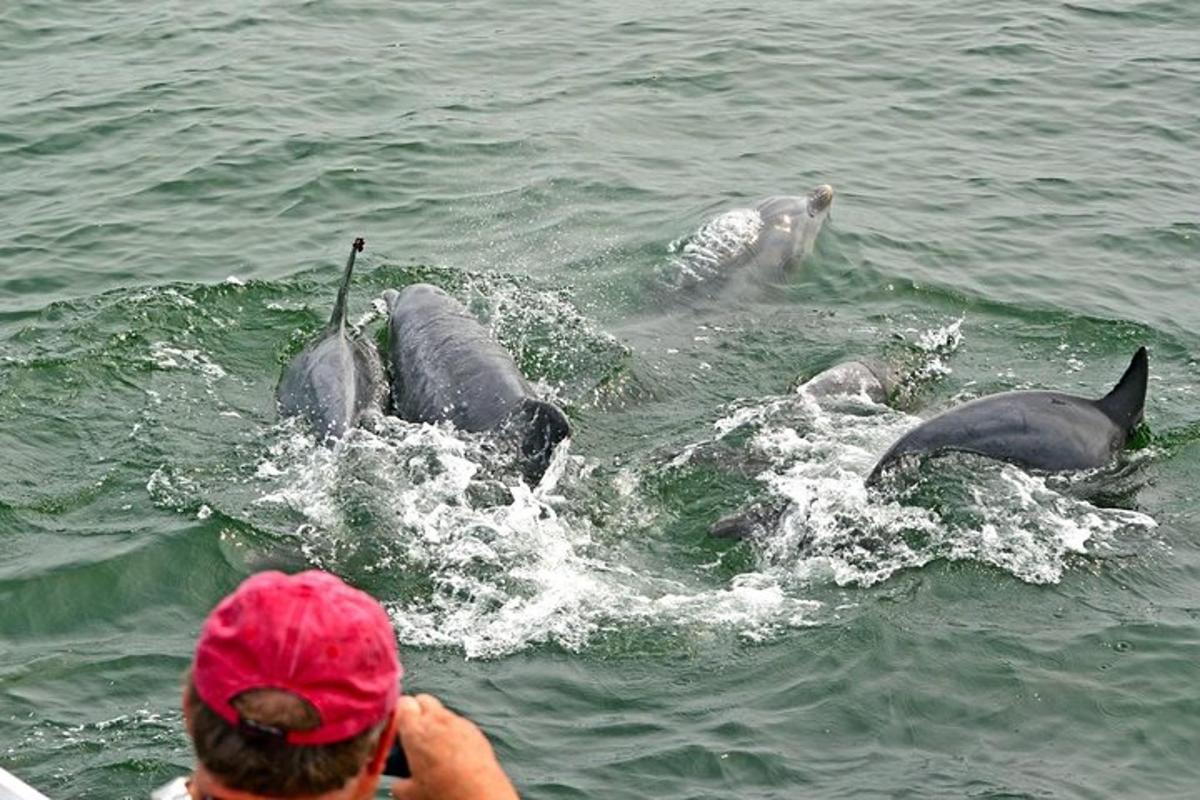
left=808, top=184, right=834, bottom=213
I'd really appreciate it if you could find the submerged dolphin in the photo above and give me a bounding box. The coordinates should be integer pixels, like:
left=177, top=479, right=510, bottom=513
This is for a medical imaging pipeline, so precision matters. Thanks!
left=709, top=357, right=899, bottom=540
left=276, top=238, right=386, bottom=441
left=867, top=347, right=1148, bottom=485
left=798, top=358, right=897, bottom=406
left=382, top=283, right=571, bottom=483
left=670, top=184, right=835, bottom=288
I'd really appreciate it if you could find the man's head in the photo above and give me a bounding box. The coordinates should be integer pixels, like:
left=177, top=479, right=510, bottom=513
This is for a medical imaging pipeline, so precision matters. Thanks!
left=186, top=570, right=402, bottom=798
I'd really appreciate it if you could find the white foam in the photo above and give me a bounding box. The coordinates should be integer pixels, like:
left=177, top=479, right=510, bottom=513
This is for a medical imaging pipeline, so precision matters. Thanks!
left=146, top=464, right=201, bottom=513
left=148, top=341, right=227, bottom=381
left=679, top=317, right=1155, bottom=587
left=717, top=341, right=1155, bottom=588
left=248, top=413, right=828, bottom=658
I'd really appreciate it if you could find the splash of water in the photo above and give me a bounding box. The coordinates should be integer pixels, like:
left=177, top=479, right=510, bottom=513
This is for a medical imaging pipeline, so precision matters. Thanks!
left=699, top=317, right=1156, bottom=587
left=249, top=413, right=825, bottom=658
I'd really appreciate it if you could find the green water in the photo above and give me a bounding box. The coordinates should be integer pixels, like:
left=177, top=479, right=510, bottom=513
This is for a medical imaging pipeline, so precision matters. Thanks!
left=3, top=1, right=1200, bottom=797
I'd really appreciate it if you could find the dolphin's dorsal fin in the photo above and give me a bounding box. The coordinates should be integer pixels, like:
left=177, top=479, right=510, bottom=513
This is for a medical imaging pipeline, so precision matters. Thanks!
left=328, top=237, right=365, bottom=332
left=1095, top=346, right=1148, bottom=433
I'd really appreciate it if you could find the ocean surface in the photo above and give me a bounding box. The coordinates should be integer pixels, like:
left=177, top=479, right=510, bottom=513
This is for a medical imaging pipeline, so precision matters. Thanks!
left=2, top=1, right=1199, bottom=797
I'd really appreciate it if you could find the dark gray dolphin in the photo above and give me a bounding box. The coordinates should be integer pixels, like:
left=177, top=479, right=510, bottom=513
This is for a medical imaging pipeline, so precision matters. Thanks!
left=382, top=283, right=571, bottom=483
left=671, top=184, right=834, bottom=288
left=797, top=358, right=897, bottom=405
left=867, top=347, right=1148, bottom=485
left=276, top=238, right=386, bottom=441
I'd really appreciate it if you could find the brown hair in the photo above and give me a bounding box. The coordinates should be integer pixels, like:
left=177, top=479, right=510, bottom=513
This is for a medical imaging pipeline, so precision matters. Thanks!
left=185, top=678, right=384, bottom=797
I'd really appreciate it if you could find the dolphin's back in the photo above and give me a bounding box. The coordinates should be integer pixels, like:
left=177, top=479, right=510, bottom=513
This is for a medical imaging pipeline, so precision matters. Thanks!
left=386, top=284, right=532, bottom=431
left=868, top=391, right=1123, bottom=483
left=800, top=359, right=895, bottom=405
left=868, top=347, right=1148, bottom=484
left=277, top=333, right=382, bottom=440
left=275, top=239, right=383, bottom=442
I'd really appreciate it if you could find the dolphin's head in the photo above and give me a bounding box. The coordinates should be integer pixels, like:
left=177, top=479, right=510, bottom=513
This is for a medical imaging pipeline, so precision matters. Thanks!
left=798, top=358, right=894, bottom=406
left=805, top=183, right=835, bottom=215
left=755, top=184, right=835, bottom=263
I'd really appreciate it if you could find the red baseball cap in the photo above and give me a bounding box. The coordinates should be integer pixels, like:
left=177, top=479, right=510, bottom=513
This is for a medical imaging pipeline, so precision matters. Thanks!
left=193, top=570, right=402, bottom=746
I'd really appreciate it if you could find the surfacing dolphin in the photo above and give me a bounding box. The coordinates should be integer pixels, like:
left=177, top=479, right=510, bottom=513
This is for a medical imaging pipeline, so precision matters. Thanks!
left=382, top=283, right=571, bottom=483
left=867, top=347, right=1148, bottom=485
left=798, top=358, right=897, bottom=406
left=670, top=184, right=835, bottom=289
left=276, top=238, right=386, bottom=441
left=708, top=357, right=900, bottom=540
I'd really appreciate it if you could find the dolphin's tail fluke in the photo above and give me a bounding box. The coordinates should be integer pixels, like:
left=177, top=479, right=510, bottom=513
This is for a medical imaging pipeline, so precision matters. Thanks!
left=1096, top=346, right=1149, bottom=434
left=517, top=398, right=572, bottom=484
left=329, top=237, right=366, bottom=332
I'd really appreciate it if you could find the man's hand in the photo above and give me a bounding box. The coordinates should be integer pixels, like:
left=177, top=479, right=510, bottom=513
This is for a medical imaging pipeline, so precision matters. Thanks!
left=390, top=693, right=519, bottom=800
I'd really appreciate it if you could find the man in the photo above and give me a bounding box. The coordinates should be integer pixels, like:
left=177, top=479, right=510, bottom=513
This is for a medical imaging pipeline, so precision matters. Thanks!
left=178, top=570, right=518, bottom=800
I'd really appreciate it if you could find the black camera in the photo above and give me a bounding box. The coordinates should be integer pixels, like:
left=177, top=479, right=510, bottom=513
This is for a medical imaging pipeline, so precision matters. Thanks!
left=384, top=737, right=410, bottom=778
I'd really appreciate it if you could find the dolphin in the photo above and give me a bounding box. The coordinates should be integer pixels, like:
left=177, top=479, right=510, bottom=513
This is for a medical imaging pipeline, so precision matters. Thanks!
left=382, top=283, right=571, bottom=483
left=710, top=499, right=789, bottom=540
left=670, top=184, right=834, bottom=289
left=708, top=357, right=899, bottom=540
left=798, top=358, right=897, bottom=405
left=276, top=238, right=386, bottom=441
left=867, top=347, right=1148, bottom=485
